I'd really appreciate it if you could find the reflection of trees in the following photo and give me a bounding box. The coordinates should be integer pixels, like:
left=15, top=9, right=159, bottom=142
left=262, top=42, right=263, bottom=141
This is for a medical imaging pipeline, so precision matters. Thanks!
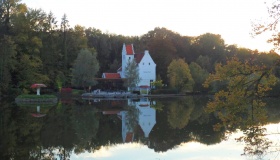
left=148, top=97, right=225, bottom=152
left=71, top=104, right=99, bottom=154
left=167, top=96, right=194, bottom=129
left=0, top=101, right=46, bottom=160
left=149, top=103, right=192, bottom=152
left=151, top=99, right=164, bottom=111
left=0, top=99, right=108, bottom=158
left=188, top=115, right=226, bottom=145
left=3, top=95, right=280, bottom=159
left=236, top=126, right=271, bottom=158
left=189, top=96, right=207, bottom=122
left=124, top=104, right=139, bottom=131
left=40, top=102, right=77, bottom=160
left=92, top=114, right=122, bottom=150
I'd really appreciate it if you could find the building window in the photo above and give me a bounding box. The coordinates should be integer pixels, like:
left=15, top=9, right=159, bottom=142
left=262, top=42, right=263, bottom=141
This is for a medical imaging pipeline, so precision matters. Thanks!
left=143, top=63, right=144, bottom=65
left=129, top=57, right=131, bottom=60
left=149, top=63, right=150, bottom=65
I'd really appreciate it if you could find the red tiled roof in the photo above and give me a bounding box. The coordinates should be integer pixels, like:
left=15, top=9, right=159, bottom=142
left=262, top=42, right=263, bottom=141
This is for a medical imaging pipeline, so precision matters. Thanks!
left=134, top=53, right=144, bottom=63
left=126, top=44, right=134, bottom=55
left=140, top=85, right=150, bottom=88
left=103, top=73, right=121, bottom=79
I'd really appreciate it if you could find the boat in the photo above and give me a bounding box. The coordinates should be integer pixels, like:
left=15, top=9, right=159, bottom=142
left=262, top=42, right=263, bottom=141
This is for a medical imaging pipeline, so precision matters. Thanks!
left=81, top=89, right=138, bottom=98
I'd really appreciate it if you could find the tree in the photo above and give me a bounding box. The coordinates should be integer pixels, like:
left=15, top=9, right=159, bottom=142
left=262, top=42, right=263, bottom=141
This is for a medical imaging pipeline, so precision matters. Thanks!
left=203, top=57, right=278, bottom=157
left=203, top=57, right=277, bottom=131
left=167, top=58, right=194, bottom=92
left=16, top=54, right=49, bottom=93
left=71, top=49, right=99, bottom=89
left=252, top=1, right=280, bottom=50
left=195, top=55, right=211, bottom=71
left=0, top=0, right=21, bottom=35
left=151, top=80, right=163, bottom=89
left=0, top=35, right=16, bottom=93
left=124, top=59, right=140, bottom=91
left=61, top=13, right=69, bottom=69
left=192, top=33, right=227, bottom=72
left=189, top=62, right=209, bottom=92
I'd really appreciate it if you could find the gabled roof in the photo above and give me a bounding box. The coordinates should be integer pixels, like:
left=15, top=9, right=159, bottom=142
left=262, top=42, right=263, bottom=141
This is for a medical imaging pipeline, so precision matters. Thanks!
left=126, top=44, right=134, bottom=55
left=102, top=73, right=121, bottom=79
left=134, top=53, right=144, bottom=63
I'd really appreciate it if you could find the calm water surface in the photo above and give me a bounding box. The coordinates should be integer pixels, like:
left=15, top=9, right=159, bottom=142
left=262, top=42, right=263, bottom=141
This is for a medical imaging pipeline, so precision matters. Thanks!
left=1, top=96, right=280, bottom=160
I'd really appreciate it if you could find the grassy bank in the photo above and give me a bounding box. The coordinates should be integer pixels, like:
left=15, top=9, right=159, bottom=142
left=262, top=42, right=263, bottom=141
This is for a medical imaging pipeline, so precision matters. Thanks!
left=16, top=94, right=57, bottom=99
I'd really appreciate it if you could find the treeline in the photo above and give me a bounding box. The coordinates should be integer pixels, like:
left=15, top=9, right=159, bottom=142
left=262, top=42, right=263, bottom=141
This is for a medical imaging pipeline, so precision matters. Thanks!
left=1, top=1, right=280, bottom=95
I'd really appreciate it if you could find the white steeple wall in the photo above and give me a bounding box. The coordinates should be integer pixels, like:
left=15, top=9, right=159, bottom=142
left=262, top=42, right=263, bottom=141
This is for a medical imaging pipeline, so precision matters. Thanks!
left=138, top=50, right=156, bottom=86
left=136, top=98, right=156, bottom=138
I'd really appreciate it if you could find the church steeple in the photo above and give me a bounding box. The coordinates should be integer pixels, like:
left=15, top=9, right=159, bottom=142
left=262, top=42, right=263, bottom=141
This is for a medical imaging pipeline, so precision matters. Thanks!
left=121, top=43, right=135, bottom=78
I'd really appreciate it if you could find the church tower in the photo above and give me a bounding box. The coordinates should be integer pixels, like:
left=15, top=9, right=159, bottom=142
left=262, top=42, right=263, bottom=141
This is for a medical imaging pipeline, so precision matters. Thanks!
left=121, top=43, right=135, bottom=78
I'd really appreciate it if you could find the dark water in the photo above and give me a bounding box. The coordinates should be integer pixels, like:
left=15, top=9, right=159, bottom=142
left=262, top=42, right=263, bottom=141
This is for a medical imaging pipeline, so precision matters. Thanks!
left=1, top=96, right=280, bottom=160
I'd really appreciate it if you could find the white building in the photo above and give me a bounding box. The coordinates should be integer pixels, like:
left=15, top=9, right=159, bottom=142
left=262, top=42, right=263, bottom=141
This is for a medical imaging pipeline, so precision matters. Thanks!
left=104, top=43, right=156, bottom=92
left=118, top=44, right=156, bottom=88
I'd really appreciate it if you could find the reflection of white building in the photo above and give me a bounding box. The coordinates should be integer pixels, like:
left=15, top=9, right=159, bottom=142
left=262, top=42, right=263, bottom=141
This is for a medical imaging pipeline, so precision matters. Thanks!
left=118, top=98, right=156, bottom=142
left=135, top=98, right=156, bottom=138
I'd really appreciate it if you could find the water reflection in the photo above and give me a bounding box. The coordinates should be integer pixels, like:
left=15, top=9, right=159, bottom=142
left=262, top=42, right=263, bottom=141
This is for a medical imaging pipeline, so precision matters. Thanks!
left=0, top=96, right=280, bottom=159
left=31, top=106, right=47, bottom=118
left=206, top=95, right=275, bottom=159
left=120, top=98, right=156, bottom=142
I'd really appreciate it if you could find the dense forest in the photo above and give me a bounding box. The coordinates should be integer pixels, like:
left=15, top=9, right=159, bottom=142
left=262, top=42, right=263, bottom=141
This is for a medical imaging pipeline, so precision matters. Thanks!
left=1, top=0, right=280, bottom=96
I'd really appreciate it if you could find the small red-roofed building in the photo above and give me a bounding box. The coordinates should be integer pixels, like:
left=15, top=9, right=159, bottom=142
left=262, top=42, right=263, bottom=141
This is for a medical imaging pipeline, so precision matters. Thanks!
left=102, top=73, right=121, bottom=79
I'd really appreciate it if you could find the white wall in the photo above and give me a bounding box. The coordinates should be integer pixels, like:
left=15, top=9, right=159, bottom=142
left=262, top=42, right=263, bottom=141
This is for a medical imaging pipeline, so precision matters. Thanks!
left=138, top=51, right=156, bottom=86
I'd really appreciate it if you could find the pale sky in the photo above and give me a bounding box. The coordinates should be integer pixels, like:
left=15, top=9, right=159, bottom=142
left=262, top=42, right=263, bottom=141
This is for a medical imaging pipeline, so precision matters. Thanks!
left=21, top=0, right=276, bottom=52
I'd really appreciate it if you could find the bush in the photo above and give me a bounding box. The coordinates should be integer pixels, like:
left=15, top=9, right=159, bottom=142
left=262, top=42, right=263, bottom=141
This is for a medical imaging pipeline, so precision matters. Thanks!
left=16, top=94, right=57, bottom=99
left=151, top=89, right=178, bottom=94
left=72, top=89, right=84, bottom=95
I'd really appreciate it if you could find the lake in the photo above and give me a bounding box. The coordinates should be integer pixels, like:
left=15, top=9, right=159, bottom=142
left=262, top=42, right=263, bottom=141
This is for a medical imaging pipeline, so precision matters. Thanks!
left=1, top=95, right=280, bottom=160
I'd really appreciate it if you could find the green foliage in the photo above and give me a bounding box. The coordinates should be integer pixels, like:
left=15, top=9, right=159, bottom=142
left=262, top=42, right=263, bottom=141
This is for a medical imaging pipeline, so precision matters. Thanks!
left=71, top=49, right=99, bottom=88
left=124, top=59, right=140, bottom=90
left=195, top=55, right=211, bottom=70
left=151, top=89, right=178, bottom=94
left=204, top=57, right=278, bottom=131
left=189, top=62, right=209, bottom=92
left=151, top=80, right=163, bottom=89
left=203, top=57, right=280, bottom=157
left=167, top=97, right=194, bottom=129
left=0, top=35, right=16, bottom=93
left=16, top=94, right=57, bottom=99
left=16, top=54, right=49, bottom=91
left=71, top=89, right=84, bottom=95
left=167, top=58, right=194, bottom=92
